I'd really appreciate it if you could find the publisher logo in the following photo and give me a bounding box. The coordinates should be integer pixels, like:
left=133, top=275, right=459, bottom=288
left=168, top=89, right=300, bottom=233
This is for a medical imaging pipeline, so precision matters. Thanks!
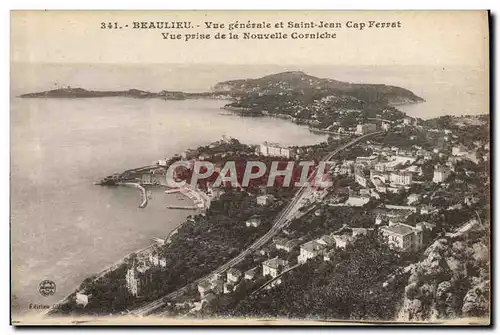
left=38, top=280, right=56, bottom=297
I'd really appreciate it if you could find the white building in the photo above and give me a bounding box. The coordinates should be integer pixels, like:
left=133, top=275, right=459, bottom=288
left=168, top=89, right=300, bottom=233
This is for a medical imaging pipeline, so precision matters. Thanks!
left=344, top=195, right=370, bottom=207
left=332, top=235, right=352, bottom=249
left=407, top=193, right=420, bottom=205
left=226, top=268, right=242, bottom=283
left=297, top=240, right=328, bottom=264
left=355, top=167, right=368, bottom=187
left=245, top=217, right=261, bottom=228
left=260, top=142, right=295, bottom=158
left=256, top=194, right=275, bottom=206
left=356, top=155, right=378, bottom=167
left=403, top=117, right=414, bottom=126
left=197, top=281, right=212, bottom=298
left=452, top=145, right=468, bottom=156
left=223, top=282, right=234, bottom=294
left=262, top=257, right=288, bottom=278
left=433, top=165, right=451, bottom=183
left=149, top=252, right=167, bottom=268
left=244, top=266, right=259, bottom=281
left=76, top=291, right=92, bottom=307
left=355, top=123, right=377, bottom=135
left=275, top=239, right=300, bottom=253
left=126, top=263, right=151, bottom=297
left=380, top=223, right=423, bottom=252
left=389, top=171, right=413, bottom=186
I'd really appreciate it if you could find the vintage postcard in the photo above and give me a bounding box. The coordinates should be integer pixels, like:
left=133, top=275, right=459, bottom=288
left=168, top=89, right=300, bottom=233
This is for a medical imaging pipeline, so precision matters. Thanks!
left=10, top=10, right=490, bottom=325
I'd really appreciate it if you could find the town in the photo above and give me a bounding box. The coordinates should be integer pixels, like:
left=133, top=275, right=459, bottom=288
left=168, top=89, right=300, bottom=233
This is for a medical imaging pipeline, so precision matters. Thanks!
left=52, top=112, right=490, bottom=322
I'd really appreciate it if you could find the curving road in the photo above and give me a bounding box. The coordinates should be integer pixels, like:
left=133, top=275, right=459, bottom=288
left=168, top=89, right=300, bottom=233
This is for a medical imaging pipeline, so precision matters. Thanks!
left=130, top=131, right=385, bottom=316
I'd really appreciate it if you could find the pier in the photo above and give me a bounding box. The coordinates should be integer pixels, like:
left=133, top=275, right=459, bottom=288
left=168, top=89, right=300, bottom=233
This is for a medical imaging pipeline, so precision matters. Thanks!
left=118, top=182, right=148, bottom=208
left=165, top=188, right=182, bottom=194
left=166, top=205, right=197, bottom=210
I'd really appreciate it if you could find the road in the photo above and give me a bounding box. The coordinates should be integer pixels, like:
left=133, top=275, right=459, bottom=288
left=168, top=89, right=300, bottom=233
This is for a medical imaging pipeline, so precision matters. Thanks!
left=130, top=131, right=385, bottom=316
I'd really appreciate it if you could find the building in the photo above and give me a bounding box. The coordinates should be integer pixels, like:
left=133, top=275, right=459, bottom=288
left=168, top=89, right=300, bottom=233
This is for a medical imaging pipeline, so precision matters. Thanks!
left=197, top=281, right=213, bottom=298
left=223, top=282, right=234, bottom=294
left=256, top=194, right=275, bottom=206
left=452, top=145, right=468, bottom=156
left=389, top=171, right=413, bottom=186
left=371, top=177, right=387, bottom=193
left=344, top=195, right=370, bottom=207
left=262, top=257, right=288, bottom=278
left=141, top=174, right=154, bottom=185
left=244, top=266, right=259, bottom=281
left=433, top=165, right=451, bottom=183
left=226, top=268, right=242, bottom=283
left=407, top=193, right=420, bottom=205
left=355, top=123, right=377, bottom=135
left=297, top=240, right=328, bottom=264
left=245, top=216, right=261, bottom=228
left=374, top=162, right=386, bottom=173
left=403, top=117, right=414, bottom=126
left=275, top=238, right=300, bottom=253
left=260, top=142, right=295, bottom=158
left=332, top=234, right=352, bottom=249
left=76, top=290, right=92, bottom=307
left=126, top=263, right=152, bottom=297
left=149, top=252, right=167, bottom=268
left=336, top=162, right=353, bottom=176
left=355, top=167, right=368, bottom=187
left=210, top=278, right=224, bottom=295
left=317, top=234, right=336, bottom=247
left=323, top=250, right=336, bottom=262
left=380, top=223, right=423, bottom=252
left=351, top=228, right=370, bottom=238
left=356, top=155, right=378, bottom=167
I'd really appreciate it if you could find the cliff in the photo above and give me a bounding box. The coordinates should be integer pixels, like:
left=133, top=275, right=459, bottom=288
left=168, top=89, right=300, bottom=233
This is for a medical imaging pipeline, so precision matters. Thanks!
left=397, top=220, right=489, bottom=322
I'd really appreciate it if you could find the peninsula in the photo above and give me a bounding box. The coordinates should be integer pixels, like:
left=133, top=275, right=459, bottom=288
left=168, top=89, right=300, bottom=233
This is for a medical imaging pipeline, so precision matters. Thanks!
left=20, top=71, right=424, bottom=106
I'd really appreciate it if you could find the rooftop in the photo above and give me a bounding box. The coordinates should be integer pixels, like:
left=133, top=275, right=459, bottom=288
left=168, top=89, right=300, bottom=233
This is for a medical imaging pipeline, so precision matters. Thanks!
left=198, top=281, right=212, bottom=290
left=244, top=266, right=259, bottom=277
left=317, top=235, right=336, bottom=247
left=381, top=224, right=415, bottom=236
left=263, top=257, right=288, bottom=269
left=227, top=268, right=242, bottom=277
left=300, top=240, right=327, bottom=253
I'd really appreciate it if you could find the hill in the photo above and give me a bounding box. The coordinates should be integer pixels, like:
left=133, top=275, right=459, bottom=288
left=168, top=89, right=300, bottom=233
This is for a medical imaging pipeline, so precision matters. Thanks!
left=214, top=71, right=424, bottom=106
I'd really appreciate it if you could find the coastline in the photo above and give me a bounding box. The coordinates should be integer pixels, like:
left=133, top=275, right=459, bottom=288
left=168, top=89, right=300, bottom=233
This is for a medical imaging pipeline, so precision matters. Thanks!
left=43, top=184, right=198, bottom=318
left=222, top=99, right=426, bottom=136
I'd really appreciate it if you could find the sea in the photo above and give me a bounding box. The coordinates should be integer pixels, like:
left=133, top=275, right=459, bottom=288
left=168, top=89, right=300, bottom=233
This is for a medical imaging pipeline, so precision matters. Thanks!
left=10, top=63, right=488, bottom=316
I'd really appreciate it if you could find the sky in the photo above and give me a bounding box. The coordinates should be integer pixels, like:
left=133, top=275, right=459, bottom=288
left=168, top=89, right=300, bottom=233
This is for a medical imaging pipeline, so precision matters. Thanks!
left=11, top=10, right=489, bottom=67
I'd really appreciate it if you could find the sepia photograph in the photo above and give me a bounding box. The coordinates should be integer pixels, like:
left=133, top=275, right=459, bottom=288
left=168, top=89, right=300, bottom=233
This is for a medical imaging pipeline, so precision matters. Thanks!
left=10, top=10, right=490, bottom=325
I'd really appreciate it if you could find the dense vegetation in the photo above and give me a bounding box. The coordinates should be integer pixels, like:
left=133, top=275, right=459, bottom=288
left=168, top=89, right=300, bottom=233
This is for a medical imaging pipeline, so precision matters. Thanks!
left=214, top=233, right=407, bottom=321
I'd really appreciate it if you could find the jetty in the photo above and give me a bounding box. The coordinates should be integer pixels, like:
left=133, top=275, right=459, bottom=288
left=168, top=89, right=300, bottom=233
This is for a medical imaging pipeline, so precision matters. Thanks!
left=166, top=205, right=197, bottom=210
left=118, top=182, right=148, bottom=208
